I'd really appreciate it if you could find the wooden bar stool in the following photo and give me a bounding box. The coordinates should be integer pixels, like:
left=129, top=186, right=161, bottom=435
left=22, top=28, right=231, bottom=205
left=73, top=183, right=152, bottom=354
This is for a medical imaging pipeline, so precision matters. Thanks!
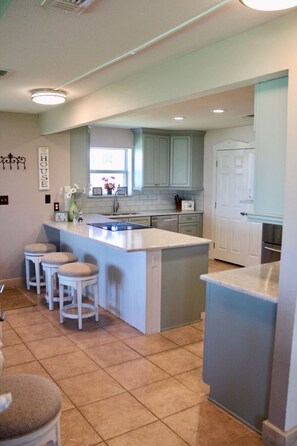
left=24, top=243, right=56, bottom=294
left=58, top=262, right=99, bottom=329
left=41, top=252, right=78, bottom=311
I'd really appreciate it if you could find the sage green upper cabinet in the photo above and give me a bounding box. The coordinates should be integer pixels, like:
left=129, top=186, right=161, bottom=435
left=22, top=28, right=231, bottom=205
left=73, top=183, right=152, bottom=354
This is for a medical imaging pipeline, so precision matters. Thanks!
left=170, top=131, right=205, bottom=189
left=133, top=129, right=170, bottom=189
left=252, top=77, right=288, bottom=223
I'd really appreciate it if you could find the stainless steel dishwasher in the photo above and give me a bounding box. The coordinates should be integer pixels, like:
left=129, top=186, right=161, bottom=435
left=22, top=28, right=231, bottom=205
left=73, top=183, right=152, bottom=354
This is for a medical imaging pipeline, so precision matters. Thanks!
left=151, top=215, right=178, bottom=232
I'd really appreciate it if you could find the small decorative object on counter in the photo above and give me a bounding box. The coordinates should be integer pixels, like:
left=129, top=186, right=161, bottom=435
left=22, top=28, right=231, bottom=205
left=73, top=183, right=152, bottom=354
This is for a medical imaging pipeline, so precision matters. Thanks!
left=182, top=200, right=195, bottom=211
left=54, top=211, right=67, bottom=222
left=78, top=211, right=83, bottom=222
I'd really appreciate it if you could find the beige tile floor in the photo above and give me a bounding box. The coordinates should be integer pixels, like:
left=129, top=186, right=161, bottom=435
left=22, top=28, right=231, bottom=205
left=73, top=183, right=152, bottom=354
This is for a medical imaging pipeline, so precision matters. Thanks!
left=1, top=260, right=265, bottom=446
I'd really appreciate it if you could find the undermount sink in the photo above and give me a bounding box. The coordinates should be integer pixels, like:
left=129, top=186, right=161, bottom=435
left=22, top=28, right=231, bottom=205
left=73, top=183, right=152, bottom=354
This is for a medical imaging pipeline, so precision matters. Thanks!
left=100, top=212, right=139, bottom=216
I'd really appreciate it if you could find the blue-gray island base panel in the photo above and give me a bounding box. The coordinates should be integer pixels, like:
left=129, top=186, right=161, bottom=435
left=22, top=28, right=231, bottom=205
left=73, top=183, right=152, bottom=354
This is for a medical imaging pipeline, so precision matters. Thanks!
left=161, top=244, right=208, bottom=330
left=203, top=283, right=277, bottom=433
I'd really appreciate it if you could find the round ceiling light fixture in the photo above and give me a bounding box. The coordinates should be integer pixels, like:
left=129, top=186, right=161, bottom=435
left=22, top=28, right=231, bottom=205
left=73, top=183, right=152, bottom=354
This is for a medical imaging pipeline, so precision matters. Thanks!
left=173, top=116, right=185, bottom=120
left=212, top=108, right=225, bottom=113
left=240, top=0, right=297, bottom=11
left=31, top=89, right=67, bottom=105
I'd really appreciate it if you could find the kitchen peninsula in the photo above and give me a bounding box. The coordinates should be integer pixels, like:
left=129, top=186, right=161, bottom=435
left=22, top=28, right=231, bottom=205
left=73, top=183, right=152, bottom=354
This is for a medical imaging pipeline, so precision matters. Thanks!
left=201, top=262, right=279, bottom=432
left=44, top=214, right=211, bottom=334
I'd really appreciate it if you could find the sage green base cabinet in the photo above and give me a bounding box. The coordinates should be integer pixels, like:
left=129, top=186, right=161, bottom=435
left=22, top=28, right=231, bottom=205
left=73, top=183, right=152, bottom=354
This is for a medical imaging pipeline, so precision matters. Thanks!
left=251, top=76, right=288, bottom=224
left=133, top=129, right=170, bottom=189
left=178, top=213, right=202, bottom=237
left=170, top=131, right=205, bottom=189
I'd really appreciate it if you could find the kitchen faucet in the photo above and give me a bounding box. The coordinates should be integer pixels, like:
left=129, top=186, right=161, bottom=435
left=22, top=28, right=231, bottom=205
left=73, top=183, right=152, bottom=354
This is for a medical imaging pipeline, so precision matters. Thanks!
left=113, top=187, right=127, bottom=213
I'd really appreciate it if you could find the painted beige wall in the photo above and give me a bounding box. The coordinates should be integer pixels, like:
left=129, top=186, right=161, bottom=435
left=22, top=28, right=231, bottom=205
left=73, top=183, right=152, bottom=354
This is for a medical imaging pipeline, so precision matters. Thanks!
left=0, top=112, right=70, bottom=280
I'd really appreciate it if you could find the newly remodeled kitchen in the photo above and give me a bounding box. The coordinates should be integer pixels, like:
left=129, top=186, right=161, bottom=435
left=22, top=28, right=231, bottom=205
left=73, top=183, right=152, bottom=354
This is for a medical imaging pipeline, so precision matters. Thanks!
left=1, top=2, right=297, bottom=445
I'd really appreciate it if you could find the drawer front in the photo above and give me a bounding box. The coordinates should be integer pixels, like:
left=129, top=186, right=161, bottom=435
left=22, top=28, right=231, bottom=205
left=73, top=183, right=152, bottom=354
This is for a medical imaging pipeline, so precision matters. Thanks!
left=129, top=216, right=151, bottom=226
left=179, top=214, right=200, bottom=224
left=179, top=223, right=199, bottom=236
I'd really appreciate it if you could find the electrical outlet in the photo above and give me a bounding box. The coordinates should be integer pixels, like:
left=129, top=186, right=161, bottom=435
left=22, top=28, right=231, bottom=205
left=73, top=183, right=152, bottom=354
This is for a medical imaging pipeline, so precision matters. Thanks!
left=0, top=195, right=8, bottom=205
left=54, top=202, right=59, bottom=211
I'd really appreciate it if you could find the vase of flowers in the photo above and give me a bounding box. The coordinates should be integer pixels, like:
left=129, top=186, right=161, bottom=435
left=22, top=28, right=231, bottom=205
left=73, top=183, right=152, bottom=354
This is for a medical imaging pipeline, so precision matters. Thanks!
left=68, top=195, right=78, bottom=222
left=102, top=177, right=120, bottom=195
left=66, top=184, right=83, bottom=222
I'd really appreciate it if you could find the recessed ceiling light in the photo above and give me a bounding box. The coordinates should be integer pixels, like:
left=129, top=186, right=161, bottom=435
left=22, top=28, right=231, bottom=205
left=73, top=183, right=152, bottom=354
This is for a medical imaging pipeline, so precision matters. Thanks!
left=212, top=109, right=225, bottom=113
left=174, top=116, right=185, bottom=120
left=240, top=0, right=297, bottom=11
left=31, top=89, right=67, bottom=105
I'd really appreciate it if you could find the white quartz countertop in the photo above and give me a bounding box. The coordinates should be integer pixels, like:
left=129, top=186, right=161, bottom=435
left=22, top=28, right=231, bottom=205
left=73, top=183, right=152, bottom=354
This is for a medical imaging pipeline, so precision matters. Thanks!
left=201, top=262, right=279, bottom=303
left=45, top=214, right=211, bottom=253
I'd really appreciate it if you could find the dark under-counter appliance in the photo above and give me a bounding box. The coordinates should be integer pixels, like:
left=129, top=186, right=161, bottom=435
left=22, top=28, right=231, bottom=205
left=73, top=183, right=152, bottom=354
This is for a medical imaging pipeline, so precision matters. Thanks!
left=88, top=221, right=150, bottom=231
left=151, top=215, right=178, bottom=232
left=261, top=223, right=282, bottom=263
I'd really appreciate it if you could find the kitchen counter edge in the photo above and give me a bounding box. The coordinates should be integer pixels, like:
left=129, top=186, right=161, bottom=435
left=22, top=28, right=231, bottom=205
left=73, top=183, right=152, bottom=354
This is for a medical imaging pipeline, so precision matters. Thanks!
left=201, top=262, right=279, bottom=303
left=44, top=217, right=211, bottom=253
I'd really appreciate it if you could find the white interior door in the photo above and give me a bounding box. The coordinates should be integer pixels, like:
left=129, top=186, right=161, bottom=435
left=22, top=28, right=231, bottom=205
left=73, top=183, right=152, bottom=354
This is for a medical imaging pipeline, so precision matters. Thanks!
left=214, top=148, right=262, bottom=266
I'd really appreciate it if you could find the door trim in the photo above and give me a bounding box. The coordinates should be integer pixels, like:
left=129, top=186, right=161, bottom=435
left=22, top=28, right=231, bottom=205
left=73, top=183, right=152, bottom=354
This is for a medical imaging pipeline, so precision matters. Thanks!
left=210, top=139, right=255, bottom=260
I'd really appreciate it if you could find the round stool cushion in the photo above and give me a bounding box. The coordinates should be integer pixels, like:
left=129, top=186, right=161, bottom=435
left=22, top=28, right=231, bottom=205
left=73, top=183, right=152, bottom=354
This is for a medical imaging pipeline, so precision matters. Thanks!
left=0, top=374, right=62, bottom=440
left=24, top=243, right=56, bottom=255
left=58, top=262, right=99, bottom=278
left=42, top=252, right=78, bottom=266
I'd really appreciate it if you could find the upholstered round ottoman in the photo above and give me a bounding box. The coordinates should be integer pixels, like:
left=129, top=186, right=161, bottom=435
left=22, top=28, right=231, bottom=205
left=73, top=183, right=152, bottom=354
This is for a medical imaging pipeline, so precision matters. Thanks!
left=41, top=251, right=78, bottom=310
left=24, top=243, right=56, bottom=294
left=58, top=262, right=99, bottom=329
left=0, top=374, right=62, bottom=445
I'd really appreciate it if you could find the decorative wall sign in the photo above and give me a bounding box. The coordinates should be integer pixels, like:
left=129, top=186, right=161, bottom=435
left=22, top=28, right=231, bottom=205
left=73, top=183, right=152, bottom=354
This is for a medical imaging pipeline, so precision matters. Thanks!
left=0, top=153, right=26, bottom=170
left=38, top=147, right=50, bottom=190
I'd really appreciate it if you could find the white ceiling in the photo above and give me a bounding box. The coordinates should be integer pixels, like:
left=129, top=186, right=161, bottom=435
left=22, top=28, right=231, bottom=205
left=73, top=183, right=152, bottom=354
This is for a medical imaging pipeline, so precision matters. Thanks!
left=0, top=0, right=294, bottom=130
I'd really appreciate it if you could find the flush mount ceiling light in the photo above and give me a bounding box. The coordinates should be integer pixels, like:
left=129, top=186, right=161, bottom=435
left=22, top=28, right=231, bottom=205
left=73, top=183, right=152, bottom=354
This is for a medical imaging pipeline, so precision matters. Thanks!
left=240, top=0, right=297, bottom=11
left=31, top=89, right=67, bottom=105
left=173, top=116, right=185, bottom=120
left=212, top=109, right=225, bottom=113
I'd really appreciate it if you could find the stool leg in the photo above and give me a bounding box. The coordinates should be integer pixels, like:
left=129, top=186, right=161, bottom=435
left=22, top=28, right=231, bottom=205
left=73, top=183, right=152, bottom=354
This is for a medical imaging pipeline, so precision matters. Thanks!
left=77, top=282, right=83, bottom=330
left=25, top=257, right=30, bottom=290
left=59, top=283, right=64, bottom=324
left=35, top=258, right=41, bottom=295
left=44, top=267, right=52, bottom=310
left=94, top=282, right=99, bottom=322
left=48, top=270, right=55, bottom=311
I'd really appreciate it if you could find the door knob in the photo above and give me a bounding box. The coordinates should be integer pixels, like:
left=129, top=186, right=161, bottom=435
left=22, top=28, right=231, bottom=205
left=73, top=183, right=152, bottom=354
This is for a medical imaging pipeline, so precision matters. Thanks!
left=240, top=212, right=248, bottom=216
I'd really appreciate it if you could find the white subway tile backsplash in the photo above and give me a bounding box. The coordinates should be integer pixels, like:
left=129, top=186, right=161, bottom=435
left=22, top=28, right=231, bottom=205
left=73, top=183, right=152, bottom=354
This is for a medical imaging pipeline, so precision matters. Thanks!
left=79, top=189, right=204, bottom=215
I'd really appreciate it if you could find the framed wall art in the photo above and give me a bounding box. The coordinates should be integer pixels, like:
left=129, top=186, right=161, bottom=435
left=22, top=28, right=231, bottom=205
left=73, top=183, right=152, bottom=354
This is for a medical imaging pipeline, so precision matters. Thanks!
left=54, top=211, right=68, bottom=222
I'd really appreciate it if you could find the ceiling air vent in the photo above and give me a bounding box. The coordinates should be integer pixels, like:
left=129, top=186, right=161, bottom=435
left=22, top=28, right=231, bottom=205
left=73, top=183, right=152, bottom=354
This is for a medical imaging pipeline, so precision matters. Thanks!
left=0, top=69, right=13, bottom=79
left=40, top=0, right=96, bottom=15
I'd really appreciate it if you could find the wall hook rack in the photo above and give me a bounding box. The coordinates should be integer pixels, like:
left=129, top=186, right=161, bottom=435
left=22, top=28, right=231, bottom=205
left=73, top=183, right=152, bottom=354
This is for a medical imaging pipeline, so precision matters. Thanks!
left=0, top=153, right=26, bottom=170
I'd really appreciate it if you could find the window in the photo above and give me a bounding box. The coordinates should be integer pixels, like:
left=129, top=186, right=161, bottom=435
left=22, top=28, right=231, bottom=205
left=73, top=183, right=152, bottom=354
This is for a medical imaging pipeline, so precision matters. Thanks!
left=89, top=147, right=132, bottom=196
